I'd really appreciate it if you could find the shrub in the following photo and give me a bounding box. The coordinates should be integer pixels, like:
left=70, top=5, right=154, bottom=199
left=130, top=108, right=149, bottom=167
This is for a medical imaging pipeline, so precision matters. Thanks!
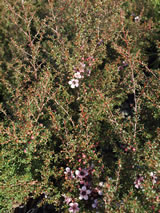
left=0, top=0, right=159, bottom=212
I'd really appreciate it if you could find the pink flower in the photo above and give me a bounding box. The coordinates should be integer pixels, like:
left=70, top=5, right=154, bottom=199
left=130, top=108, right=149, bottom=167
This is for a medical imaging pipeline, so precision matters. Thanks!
left=134, top=176, right=144, bottom=189
left=69, top=202, right=79, bottom=213
left=132, top=147, right=136, bottom=152
left=75, top=168, right=88, bottom=179
left=31, top=135, right=34, bottom=139
left=79, top=185, right=91, bottom=200
left=82, top=154, right=86, bottom=158
left=64, top=167, right=75, bottom=179
left=65, top=197, right=72, bottom=205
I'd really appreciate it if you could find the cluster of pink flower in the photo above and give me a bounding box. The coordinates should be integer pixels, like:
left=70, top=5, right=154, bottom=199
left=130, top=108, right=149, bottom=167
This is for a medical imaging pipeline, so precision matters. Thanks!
left=68, top=57, right=94, bottom=89
left=134, top=172, right=157, bottom=189
left=134, top=175, right=144, bottom=189
left=64, top=166, right=103, bottom=212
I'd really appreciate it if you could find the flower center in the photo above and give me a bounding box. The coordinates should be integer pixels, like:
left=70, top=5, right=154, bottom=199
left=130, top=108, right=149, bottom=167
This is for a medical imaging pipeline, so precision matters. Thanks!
left=82, top=191, right=86, bottom=196
left=80, top=171, right=85, bottom=176
left=72, top=205, right=77, bottom=210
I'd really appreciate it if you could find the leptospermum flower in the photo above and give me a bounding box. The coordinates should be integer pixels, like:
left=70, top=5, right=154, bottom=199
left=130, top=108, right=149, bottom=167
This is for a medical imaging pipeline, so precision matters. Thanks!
left=134, top=176, right=144, bottom=189
left=69, top=202, right=79, bottom=213
left=75, top=168, right=88, bottom=179
left=64, top=167, right=75, bottom=179
left=68, top=79, right=79, bottom=88
left=150, top=172, right=157, bottom=185
left=99, top=182, right=104, bottom=187
left=92, top=199, right=98, bottom=208
left=134, top=16, right=140, bottom=22
left=79, top=185, right=91, bottom=200
left=74, top=72, right=82, bottom=79
left=97, top=189, right=103, bottom=196
left=63, top=194, right=72, bottom=205
left=94, top=187, right=103, bottom=196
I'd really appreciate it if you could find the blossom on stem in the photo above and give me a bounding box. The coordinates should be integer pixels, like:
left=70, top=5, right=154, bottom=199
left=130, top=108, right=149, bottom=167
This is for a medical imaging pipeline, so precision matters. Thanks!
left=75, top=168, right=88, bottom=179
left=69, top=202, right=79, bottom=213
left=79, top=185, right=91, bottom=200
left=99, top=182, right=104, bottom=187
left=92, top=199, right=98, bottom=208
left=134, top=176, right=144, bottom=189
left=98, top=190, right=103, bottom=196
left=64, top=167, right=75, bottom=179
left=68, top=79, right=79, bottom=88
left=74, top=72, right=82, bottom=79
left=134, top=16, right=140, bottom=22
left=63, top=194, right=72, bottom=205
left=150, top=172, right=157, bottom=185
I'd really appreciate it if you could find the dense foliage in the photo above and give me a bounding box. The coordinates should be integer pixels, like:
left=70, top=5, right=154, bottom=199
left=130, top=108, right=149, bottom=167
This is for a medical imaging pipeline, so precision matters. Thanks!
left=0, top=0, right=160, bottom=212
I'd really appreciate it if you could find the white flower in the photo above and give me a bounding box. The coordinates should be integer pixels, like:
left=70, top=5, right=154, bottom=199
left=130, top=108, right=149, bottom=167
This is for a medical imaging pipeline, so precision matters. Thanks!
left=65, top=167, right=71, bottom=173
left=99, top=182, right=104, bottom=187
left=69, top=202, right=79, bottom=213
left=79, top=186, right=91, bottom=200
left=68, top=79, right=79, bottom=88
left=134, top=16, right=140, bottom=22
left=150, top=172, right=153, bottom=176
left=150, top=172, right=157, bottom=185
left=74, top=72, right=82, bottom=79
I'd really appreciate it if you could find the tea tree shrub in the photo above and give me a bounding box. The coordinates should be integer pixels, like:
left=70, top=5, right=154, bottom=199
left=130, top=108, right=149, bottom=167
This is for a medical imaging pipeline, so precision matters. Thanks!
left=0, top=0, right=159, bottom=212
